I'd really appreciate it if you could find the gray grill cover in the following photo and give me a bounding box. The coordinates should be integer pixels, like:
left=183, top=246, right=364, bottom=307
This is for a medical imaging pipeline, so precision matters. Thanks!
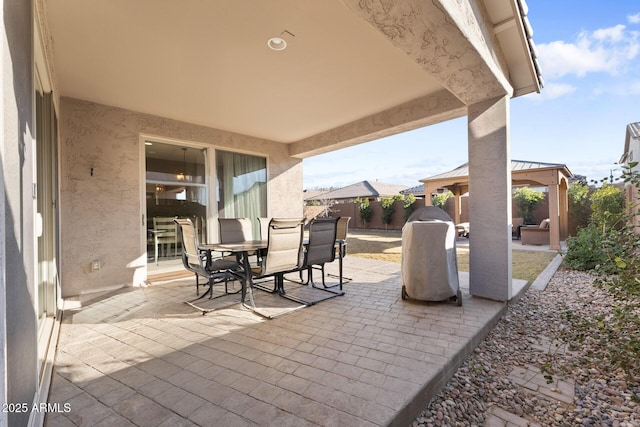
left=401, top=207, right=459, bottom=301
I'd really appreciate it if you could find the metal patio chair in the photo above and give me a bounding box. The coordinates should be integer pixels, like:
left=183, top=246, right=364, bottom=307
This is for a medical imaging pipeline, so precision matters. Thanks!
left=174, top=218, right=241, bottom=314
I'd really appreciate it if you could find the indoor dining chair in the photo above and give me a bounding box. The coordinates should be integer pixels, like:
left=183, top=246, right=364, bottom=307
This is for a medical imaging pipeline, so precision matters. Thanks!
left=152, top=216, right=179, bottom=265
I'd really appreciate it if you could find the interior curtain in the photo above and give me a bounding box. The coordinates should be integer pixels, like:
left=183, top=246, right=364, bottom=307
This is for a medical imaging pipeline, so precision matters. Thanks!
left=218, top=151, right=266, bottom=237
left=220, top=151, right=236, bottom=217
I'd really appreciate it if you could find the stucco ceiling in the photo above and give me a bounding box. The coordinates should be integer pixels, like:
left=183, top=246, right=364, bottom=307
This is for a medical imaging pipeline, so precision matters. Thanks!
left=45, top=0, right=539, bottom=149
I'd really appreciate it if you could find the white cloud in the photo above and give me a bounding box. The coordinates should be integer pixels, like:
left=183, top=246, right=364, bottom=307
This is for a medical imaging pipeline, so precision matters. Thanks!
left=542, top=82, right=577, bottom=99
left=538, top=24, right=640, bottom=79
left=593, top=24, right=626, bottom=42
left=629, top=13, right=640, bottom=24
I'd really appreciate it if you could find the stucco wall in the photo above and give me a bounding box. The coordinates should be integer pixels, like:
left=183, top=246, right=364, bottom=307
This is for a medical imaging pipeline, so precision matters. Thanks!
left=59, top=97, right=302, bottom=297
left=3, top=0, right=39, bottom=424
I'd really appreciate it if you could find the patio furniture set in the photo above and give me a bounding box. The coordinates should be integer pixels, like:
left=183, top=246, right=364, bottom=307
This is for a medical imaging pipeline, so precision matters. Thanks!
left=455, top=217, right=550, bottom=246
left=174, top=216, right=351, bottom=319
left=519, top=218, right=551, bottom=245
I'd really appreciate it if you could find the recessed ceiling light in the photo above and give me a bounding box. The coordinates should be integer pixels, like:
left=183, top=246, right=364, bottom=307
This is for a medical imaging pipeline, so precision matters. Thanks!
left=267, top=37, right=287, bottom=51
left=145, top=142, right=153, bottom=146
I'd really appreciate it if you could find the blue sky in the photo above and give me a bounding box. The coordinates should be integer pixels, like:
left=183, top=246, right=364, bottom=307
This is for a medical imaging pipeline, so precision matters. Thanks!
left=303, top=1, right=640, bottom=190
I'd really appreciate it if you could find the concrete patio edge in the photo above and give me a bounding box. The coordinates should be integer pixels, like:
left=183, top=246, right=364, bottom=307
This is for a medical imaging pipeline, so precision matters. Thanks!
left=388, top=275, right=529, bottom=426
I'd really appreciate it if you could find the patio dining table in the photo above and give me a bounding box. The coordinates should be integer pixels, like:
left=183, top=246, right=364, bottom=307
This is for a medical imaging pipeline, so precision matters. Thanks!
left=199, top=240, right=267, bottom=311
left=199, top=236, right=345, bottom=318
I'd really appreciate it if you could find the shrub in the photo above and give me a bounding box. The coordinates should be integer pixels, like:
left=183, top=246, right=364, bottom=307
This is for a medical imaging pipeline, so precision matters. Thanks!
left=568, top=181, right=591, bottom=231
left=514, top=187, right=545, bottom=224
left=589, top=184, right=625, bottom=232
left=403, top=194, right=417, bottom=221
left=380, top=195, right=403, bottom=229
left=432, top=191, right=452, bottom=211
left=355, top=197, right=372, bottom=227
left=562, top=225, right=608, bottom=271
left=560, top=163, right=640, bottom=382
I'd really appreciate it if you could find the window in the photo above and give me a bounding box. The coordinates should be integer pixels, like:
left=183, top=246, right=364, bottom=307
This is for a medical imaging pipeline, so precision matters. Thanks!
left=216, top=150, right=267, bottom=237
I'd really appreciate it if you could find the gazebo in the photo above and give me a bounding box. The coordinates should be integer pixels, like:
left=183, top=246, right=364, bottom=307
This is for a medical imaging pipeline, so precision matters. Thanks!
left=421, top=160, right=573, bottom=250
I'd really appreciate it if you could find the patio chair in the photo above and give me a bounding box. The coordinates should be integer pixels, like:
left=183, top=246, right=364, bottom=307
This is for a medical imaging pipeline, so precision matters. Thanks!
left=257, top=217, right=270, bottom=241
left=301, top=217, right=341, bottom=289
left=328, top=216, right=351, bottom=285
left=219, top=218, right=253, bottom=243
left=248, top=218, right=307, bottom=304
left=512, top=217, right=524, bottom=239
left=218, top=217, right=258, bottom=263
left=174, top=218, right=241, bottom=313
left=281, top=217, right=345, bottom=304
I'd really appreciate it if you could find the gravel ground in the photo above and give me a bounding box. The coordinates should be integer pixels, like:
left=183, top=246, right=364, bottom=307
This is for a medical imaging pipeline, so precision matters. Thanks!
left=413, top=268, right=640, bottom=427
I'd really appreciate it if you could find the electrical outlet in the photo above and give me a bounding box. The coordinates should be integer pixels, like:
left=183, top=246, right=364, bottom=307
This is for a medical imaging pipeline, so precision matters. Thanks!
left=91, top=260, right=101, bottom=271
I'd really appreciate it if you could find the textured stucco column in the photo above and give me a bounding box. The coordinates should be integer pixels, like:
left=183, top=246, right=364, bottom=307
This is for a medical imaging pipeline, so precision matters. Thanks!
left=548, top=185, right=561, bottom=251
left=468, top=96, right=512, bottom=301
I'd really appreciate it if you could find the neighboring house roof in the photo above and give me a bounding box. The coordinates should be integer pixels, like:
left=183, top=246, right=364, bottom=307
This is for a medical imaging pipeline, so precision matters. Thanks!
left=303, top=189, right=328, bottom=201
left=401, top=184, right=424, bottom=196
left=421, top=160, right=572, bottom=182
left=307, top=180, right=408, bottom=201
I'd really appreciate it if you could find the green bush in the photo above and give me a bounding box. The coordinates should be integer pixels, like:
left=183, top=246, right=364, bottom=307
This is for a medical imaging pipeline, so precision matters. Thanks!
left=355, top=197, right=372, bottom=227
left=403, top=194, right=417, bottom=221
left=514, top=187, right=545, bottom=224
left=568, top=181, right=591, bottom=231
left=562, top=225, right=608, bottom=271
left=560, top=163, right=640, bottom=381
left=432, top=191, right=452, bottom=211
left=589, top=184, right=625, bottom=232
left=379, top=196, right=395, bottom=228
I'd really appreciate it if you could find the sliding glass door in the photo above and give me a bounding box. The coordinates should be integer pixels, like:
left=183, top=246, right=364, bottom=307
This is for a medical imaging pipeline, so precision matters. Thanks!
left=145, top=141, right=207, bottom=272
left=35, top=74, right=59, bottom=379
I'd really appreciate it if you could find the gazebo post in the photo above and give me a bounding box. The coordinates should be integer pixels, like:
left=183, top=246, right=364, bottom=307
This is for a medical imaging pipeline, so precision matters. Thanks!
left=422, top=183, right=440, bottom=206
left=548, top=184, right=561, bottom=251
left=452, top=188, right=462, bottom=225
left=560, top=179, right=569, bottom=240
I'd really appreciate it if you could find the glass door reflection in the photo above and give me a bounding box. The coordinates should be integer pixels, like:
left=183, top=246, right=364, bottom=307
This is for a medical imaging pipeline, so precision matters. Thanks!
left=145, top=142, right=207, bottom=274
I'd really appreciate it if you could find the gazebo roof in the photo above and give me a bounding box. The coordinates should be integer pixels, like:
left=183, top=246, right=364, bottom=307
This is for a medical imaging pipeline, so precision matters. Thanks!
left=421, top=160, right=573, bottom=183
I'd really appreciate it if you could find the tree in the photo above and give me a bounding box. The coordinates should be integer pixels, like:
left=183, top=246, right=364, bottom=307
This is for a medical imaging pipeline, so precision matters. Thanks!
left=380, top=195, right=402, bottom=229
left=589, top=184, right=625, bottom=232
left=316, top=194, right=337, bottom=218
left=514, top=187, right=545, bottom=224
left=355, top=197, right=372, bottom=227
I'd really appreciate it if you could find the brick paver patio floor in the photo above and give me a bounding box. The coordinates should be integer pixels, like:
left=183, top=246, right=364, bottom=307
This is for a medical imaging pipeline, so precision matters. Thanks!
left=45, top=257, right=524, bottom=426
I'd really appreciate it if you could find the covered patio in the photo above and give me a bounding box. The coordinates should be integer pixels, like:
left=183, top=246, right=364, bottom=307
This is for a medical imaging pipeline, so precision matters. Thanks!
left=3, top=0, right=542, bottom=425
left=46, top=257, right=527, bottom=426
